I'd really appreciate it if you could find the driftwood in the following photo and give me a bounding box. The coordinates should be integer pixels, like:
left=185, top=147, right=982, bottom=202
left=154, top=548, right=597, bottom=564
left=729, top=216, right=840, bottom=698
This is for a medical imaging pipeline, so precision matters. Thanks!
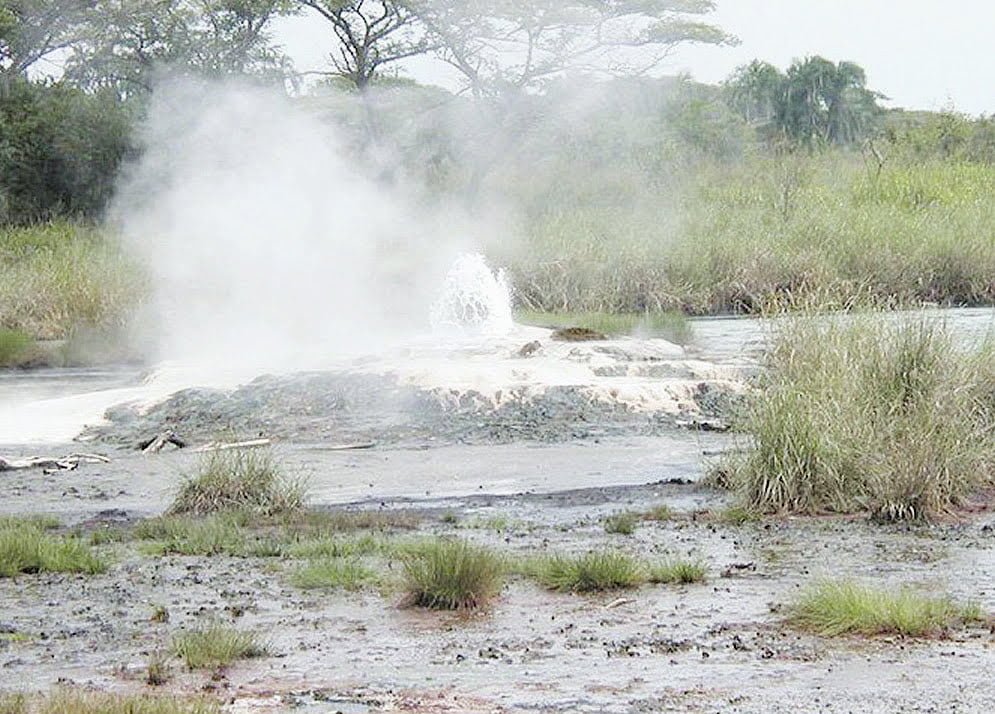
left=0, top=452, right=110, bottom=474
left=193, top=438, right=272, bottom=453
left=320, top=441, right=376, bottom=452
left=139, top=430, right=187, bottom=454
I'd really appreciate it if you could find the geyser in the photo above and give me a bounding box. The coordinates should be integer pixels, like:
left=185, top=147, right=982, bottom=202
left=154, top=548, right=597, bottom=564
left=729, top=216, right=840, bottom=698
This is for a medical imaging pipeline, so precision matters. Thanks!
left=429, top=253, right=514, bottom=336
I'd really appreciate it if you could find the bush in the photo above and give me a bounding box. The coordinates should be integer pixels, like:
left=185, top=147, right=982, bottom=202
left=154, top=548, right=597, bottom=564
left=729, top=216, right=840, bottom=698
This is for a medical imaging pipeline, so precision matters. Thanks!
left=401, top=538, right=505, bottom=610
left=722, top=315, right=995, bottom=520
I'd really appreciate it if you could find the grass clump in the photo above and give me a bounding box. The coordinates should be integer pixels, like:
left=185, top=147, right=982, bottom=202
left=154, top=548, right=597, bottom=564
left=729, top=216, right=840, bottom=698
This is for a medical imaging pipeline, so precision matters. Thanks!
left=789, top=580, right=984, bottom=637
left=0, top=690, right=217, bottom=714
left=136, top=514, right=249, bottom=556
left=400, top=538, right=505, bottom=610
left=169, top=448, right=306, bottom=517
left=721, top=315, right=995, bottom=521
left=0, top=519, right=106, bottom=577
left=529, top=550, right=643, bottom=592
left=642, top=505, right=673, bottom=522
left=290, top=559, right=380, bottom=590
left=647, top=559, right=707, bottom=585
left=171, top=624, right=266, bottom=670
left=603, top=511, right=639, bottom=535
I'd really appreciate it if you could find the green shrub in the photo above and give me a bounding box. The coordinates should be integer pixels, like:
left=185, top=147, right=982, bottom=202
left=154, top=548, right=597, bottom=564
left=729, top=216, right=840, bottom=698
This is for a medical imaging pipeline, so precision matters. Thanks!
left=401, top=539, right=505, bottom=610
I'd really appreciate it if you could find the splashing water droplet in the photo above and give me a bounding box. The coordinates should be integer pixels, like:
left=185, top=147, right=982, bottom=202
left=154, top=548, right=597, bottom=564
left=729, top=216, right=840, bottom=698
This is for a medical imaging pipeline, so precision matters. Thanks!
left=430, top=253, right=514, bottom=336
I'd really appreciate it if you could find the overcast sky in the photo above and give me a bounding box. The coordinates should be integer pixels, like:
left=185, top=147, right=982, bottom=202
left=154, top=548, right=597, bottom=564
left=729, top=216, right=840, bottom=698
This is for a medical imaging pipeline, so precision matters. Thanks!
left=276, top=1, right=995, bottom=115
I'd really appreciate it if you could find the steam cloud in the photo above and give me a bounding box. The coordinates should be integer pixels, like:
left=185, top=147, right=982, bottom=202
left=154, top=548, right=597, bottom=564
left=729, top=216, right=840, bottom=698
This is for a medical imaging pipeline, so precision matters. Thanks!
left=112, top=79, right=481, bottom=375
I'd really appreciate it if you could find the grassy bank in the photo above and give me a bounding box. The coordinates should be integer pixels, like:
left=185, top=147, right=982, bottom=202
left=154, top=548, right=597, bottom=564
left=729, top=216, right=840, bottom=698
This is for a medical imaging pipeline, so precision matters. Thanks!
left=719, top=314, right=995, bottom=520
left=4, top=155, right=995, bottom=353
left=508, top=154, right=995, bottom=314
left=0, top=222, right=142, bottom=343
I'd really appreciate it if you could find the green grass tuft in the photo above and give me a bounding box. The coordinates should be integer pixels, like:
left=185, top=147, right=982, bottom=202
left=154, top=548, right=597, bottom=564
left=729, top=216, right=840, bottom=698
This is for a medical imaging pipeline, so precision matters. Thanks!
left=0, top=519, right=106, bottom=577
left=647, top=559, right=707, bottom=585
left=528, top=550, right=643, bottom=592
left=401, top=539, right=505, bottom=610
left=171, top=625, right=266, bottom=670
left=290, top=559, right=380, bottom=590
left=603, top=511, right=639, bottom=535
left=169, top=448, right=306, bottom=517
left=789, top=580, right=984, bottom=637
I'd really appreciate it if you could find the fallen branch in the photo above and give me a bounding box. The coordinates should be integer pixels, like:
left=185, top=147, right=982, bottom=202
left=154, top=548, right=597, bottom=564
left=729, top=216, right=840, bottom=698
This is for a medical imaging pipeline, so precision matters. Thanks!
left=139, top=430, right=188, bottom=454
left=193, top=438, right=272, bottom=453
left=320, top=441, right=376, bottom=452
left=0, top=452, right=110, bottom=473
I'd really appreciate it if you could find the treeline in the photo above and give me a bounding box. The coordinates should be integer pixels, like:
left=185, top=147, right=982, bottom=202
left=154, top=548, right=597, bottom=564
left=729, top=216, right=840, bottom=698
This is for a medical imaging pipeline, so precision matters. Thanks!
left=2, top=0, right=995, bottom=226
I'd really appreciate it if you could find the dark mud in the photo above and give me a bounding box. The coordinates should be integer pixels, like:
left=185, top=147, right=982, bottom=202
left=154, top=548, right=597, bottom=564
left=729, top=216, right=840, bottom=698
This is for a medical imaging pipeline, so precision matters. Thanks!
left=85, top=371, right=743, bottom=448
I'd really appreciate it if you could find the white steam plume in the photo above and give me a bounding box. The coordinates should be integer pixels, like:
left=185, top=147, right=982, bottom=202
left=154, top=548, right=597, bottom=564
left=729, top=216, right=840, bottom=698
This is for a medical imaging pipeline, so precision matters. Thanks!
left=112, top=79, right=482, bottom=376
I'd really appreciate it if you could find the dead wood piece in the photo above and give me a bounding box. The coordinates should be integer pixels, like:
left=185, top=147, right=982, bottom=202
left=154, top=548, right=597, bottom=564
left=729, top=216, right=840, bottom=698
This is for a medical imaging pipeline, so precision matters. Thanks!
left=0, top=452, right=110, bottom=472
left=139, top=431, right=188, bottom=454
left=193, top=438, right=272, bottom=453
left=322, top=441, right=376, bottom=452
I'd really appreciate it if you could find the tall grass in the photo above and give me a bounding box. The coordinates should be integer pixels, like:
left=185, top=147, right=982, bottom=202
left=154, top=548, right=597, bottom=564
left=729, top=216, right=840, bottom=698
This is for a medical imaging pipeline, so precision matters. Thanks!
left=722, top=315, right=995, bottom=520
left=0, top=222, right=143, bottom=340
left=508, top=155, right=995, bottom=314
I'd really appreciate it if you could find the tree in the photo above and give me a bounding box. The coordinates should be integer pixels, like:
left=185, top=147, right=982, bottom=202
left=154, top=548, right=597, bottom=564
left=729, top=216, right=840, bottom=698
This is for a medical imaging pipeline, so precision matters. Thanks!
left=725, top=56, right=883, bottom=147
left=299, top=0, right=435, bottom=91
left=418, top=0, right=736, bottom=97
left=0, top=0, right=95, bottom=93
left=724, top=59, right=782, bottom=125
left=300, top=0, right=734, bottom=95
left=64, top=0, right=292, bottom=96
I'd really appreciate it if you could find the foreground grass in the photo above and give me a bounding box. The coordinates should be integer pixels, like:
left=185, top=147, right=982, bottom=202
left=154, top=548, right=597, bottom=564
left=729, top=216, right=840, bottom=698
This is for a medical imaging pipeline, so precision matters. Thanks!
left=0, top=519, right=106, bottom=577
left=401, top=539, right=505, bottom=610
left=171, top=625, right=266, bottom=670
left=720, top=315, right=995, bottom=520
left=0, top=691, right=218, bottom=714
left=170, top=448, right=306, bottom=517
left=789, top=581, right=984, bottom=637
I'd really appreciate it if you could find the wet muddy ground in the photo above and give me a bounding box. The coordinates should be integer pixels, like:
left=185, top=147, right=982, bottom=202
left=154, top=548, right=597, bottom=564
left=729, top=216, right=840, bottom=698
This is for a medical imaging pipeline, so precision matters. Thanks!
left=3, top=438, right=995, bottom=712
left=4, top=311, right=995, bottom=711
